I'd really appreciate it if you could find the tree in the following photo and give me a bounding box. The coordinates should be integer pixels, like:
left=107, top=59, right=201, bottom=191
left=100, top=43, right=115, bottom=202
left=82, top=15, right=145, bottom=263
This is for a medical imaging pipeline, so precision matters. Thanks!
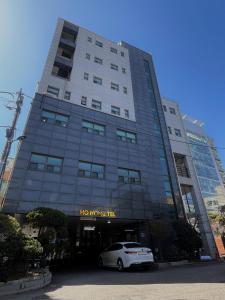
left=173, top=220, right=202, bottom=259
left=23, top=236, right=43, bottom=259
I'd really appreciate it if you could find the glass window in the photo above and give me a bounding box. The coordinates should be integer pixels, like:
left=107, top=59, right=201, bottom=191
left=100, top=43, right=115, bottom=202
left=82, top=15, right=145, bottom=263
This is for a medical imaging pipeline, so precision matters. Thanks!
left=122, top=67, right=126, bottom=74
left=92, top=99, right=101, bottom=110
left=88, top=36, right=92, bottom=42
left=168, top=126, right=172, bottom=134
left=94, top=57, right=103, bottom=64
left=85, top=53, right=90, bottom=60
left=93, top=76, right=102, bottom=85
left=29, top=153, right=63, bottom=173
left=163, top=105, right=167, bottom=112
left=124, top=109, right=129, bottom=119
left=169, top=107, right=176, bottom=115
left=110, top=47, right=117, bottom=54
left=111, top=64, right=118, bottom=71
left=64, top=91, right=71, bottom=100
left=47, top=85, right=59, bottom=97
left=81, top=96, right=87, bottom=106
left=174, top=128, right=182, bottom=137
left=118, top=168, right=141, bottom=184
left=117, top=129, right=136, bottom=143
left=78, top=161, right=105, bottom=179
left=82, top=120, right=105, bottom=135
left=41, top=109, right=69, bottom=127
left=121, top=51, right=124, bottom=57
left=95, top=40, right=103, bottom=47
left=111, top=82, right=119, bottom=91
left=84, top=72, right=89, bottom=80
left=123, top=87, right=127, bottom=94
left=111, top=106, right=120, bottom=116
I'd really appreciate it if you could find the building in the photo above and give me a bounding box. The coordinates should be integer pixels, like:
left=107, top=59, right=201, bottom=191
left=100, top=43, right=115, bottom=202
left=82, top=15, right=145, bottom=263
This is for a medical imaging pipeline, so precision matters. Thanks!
left=162, top=97, right=225, bottom=257
left=1, top=18, right=184, bottom=255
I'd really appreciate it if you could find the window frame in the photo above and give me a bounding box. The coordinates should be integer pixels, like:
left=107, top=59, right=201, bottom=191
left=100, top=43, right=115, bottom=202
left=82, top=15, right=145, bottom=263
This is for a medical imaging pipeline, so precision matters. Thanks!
left=41, top=109, right=69, bottom=127
left=118, top=167, right=141, bottom=184
left=93, top=76, right=102, bottom=85
left=29, top=153, right=63, bottom=174
left=47, top=85, right=59, bottom=97
left=82, top=120, right=105, bottom=136
left=111, top=106, right=120, bottom=116
left=92, top=99, right=102, bottom=110
left=78, top=161, right=105, bottom=179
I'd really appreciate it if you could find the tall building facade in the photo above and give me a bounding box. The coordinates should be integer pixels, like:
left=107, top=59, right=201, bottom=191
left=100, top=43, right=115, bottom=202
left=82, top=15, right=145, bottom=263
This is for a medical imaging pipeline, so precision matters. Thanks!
left=1, top=18, right=183, bottom=250
left=162, top=97, right=225, bottom=257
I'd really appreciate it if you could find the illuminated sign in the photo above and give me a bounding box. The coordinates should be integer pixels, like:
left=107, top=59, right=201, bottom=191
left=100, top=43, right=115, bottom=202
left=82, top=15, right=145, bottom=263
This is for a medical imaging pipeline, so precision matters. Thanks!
left=80, top=209, right=116, bottom=218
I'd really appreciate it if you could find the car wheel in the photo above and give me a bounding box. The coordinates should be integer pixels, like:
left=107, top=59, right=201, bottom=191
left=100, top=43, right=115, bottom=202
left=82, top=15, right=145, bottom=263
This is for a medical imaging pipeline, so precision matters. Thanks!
left=117, top=258, right=124, bottom=272
left=98, top=257, right=104, bottom=269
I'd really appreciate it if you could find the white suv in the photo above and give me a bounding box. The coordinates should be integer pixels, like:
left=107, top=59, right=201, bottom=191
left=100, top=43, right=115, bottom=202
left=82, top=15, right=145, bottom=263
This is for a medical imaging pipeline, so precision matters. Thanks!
left=98, top=242, right=154, bottom=271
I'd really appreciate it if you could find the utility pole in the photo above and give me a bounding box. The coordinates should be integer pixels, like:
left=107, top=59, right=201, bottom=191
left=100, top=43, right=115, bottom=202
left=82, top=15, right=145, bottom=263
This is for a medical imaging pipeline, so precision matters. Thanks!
left=0, top=89, right=24, bottom=188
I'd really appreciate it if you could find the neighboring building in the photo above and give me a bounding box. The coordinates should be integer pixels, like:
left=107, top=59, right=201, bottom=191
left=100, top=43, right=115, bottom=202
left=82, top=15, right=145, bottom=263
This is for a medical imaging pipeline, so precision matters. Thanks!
left=162, top=97, right=225, bottom=257
left=1, top=19, right=183, bottom=253
left=0, top=157, right=14, bottom=207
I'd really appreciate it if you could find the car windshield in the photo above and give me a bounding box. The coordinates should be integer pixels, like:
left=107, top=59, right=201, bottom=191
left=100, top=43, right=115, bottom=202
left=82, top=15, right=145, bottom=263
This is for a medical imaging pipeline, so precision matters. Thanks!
left=124, top=243, right=143, bottom=248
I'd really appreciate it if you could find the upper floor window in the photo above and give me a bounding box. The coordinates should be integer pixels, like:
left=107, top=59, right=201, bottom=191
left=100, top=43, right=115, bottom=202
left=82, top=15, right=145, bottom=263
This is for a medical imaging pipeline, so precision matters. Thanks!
left=64, top=91, right=71, bottom=100
left=117, top=129, right=136, bottom=143
left=29, top=153, right=63, bottom=173
left=95, top=40, right=103, bottom=47
left=111, top=82, right=119, bottom=91
left=163, top=105, right=167, bottom=112
left=84, top=72, right=89, bottom=80
left=94, top=57, right=103, bottom=65
left=169, top=107, right=176, bottom=115
left=82, top=120, right=105, bottom=136
left=111, top=106, right=120, bottom=116
left=118, top=168, right=141, bottom=184
left=111, top=63, right=118, bottom=71
left=47, top=85, right=59, bottom=97
left=124, top=109, right=129, bottom=119
left=88, top=36, right=92, bottom=42
left=93, top=76, right=102, bottom=85
left=121, top=51, right=125, bottom=57
left=168, top=126, right=172, bottom=134
left=81, top=96, right=87, bottom=106
left=92, top=99, right=102, bottom=110
left=123, top=87, right=128, bottom=94
left=174, top=128, right=182, bottom=137
left=85, top=53, right=91, bottom=60
left=41, top=109, right=69, bottom=127
left=122, top=67, right=126, bottom=74
left=110, top=47, right=117, bottom=54
left=78, top=161, right=105, bottom=179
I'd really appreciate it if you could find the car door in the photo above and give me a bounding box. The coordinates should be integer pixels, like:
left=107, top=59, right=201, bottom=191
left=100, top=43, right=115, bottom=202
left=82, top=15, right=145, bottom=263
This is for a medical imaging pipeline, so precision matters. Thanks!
left=110, top=243, right=123, bottom=267
left=103, top=245, right=115, bottom=266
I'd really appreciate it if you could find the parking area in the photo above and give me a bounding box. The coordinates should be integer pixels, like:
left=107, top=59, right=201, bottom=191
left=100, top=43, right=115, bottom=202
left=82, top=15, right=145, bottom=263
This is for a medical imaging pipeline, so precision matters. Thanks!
left=2, top=262, right=225, bottom=300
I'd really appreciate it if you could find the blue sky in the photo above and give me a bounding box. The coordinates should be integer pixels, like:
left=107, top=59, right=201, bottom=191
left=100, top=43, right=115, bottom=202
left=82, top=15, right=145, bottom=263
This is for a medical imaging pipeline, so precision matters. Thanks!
left=0, top=0, right=225, bottom=165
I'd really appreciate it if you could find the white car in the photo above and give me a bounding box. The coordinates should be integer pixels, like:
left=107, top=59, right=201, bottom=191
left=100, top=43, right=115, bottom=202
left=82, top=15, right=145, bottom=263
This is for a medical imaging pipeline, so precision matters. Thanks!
left=98, top=242, right=154, bottom=271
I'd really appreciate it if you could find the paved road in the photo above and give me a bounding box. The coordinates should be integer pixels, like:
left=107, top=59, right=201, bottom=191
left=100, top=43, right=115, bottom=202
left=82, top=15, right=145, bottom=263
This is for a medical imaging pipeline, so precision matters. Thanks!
left=2, top=262, right=225, bottom=300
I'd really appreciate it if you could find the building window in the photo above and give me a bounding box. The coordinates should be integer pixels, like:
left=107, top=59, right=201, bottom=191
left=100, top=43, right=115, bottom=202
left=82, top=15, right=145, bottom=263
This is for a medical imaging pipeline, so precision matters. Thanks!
left=95, top=40, right=103, bottom=47
left=124, top=109, right=129, bottom=118
left=52, top=62, right=72, bottom=80
left=121, top=51, right=125, bottom=57
left=163, top=105, right=167, bottom=112
left=168, top=126, right=172, bottom=134
left=41, top=109, right=69, bottom=127
left=111, top=63, right=118, bottom=71
left=64, top=91, right=71, bottom=100
left=84, top=72, right=89, bottom=80
left=174, top=154, right=189, bottom=178
left=29, top=153, right=63, bottom=173
left=82, top=120, right=105, bottom=136
left=169, top=107, right=176, bottom=115
left=78, top=161, right=104, bottom=179
left=94, top=57, right=103, bottom=64
left=117, top=129, right=136, bottom=143
left=111, top=82, right=119, bottom=91
left=122, top=67, right=126, bottom=74
left=111, top=106, right=120, bottom=116
left=93, top=76, right=102, bottom=85
left=85, top=53, right=91, bottom=60
left=174, top=128, right=182, bottom=137
left=47, top=85, right=59, bottom=97
left=110, top=47, right=117, bottom=54
left=118, top=168, right=141, bottom=184
left=123, top=87, right=128, bottom=94
left=92, top=99, right=101, bottom=110
left=81, top=96, right=87, bottom=106
left=88, top=36, right=92, bottom=42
